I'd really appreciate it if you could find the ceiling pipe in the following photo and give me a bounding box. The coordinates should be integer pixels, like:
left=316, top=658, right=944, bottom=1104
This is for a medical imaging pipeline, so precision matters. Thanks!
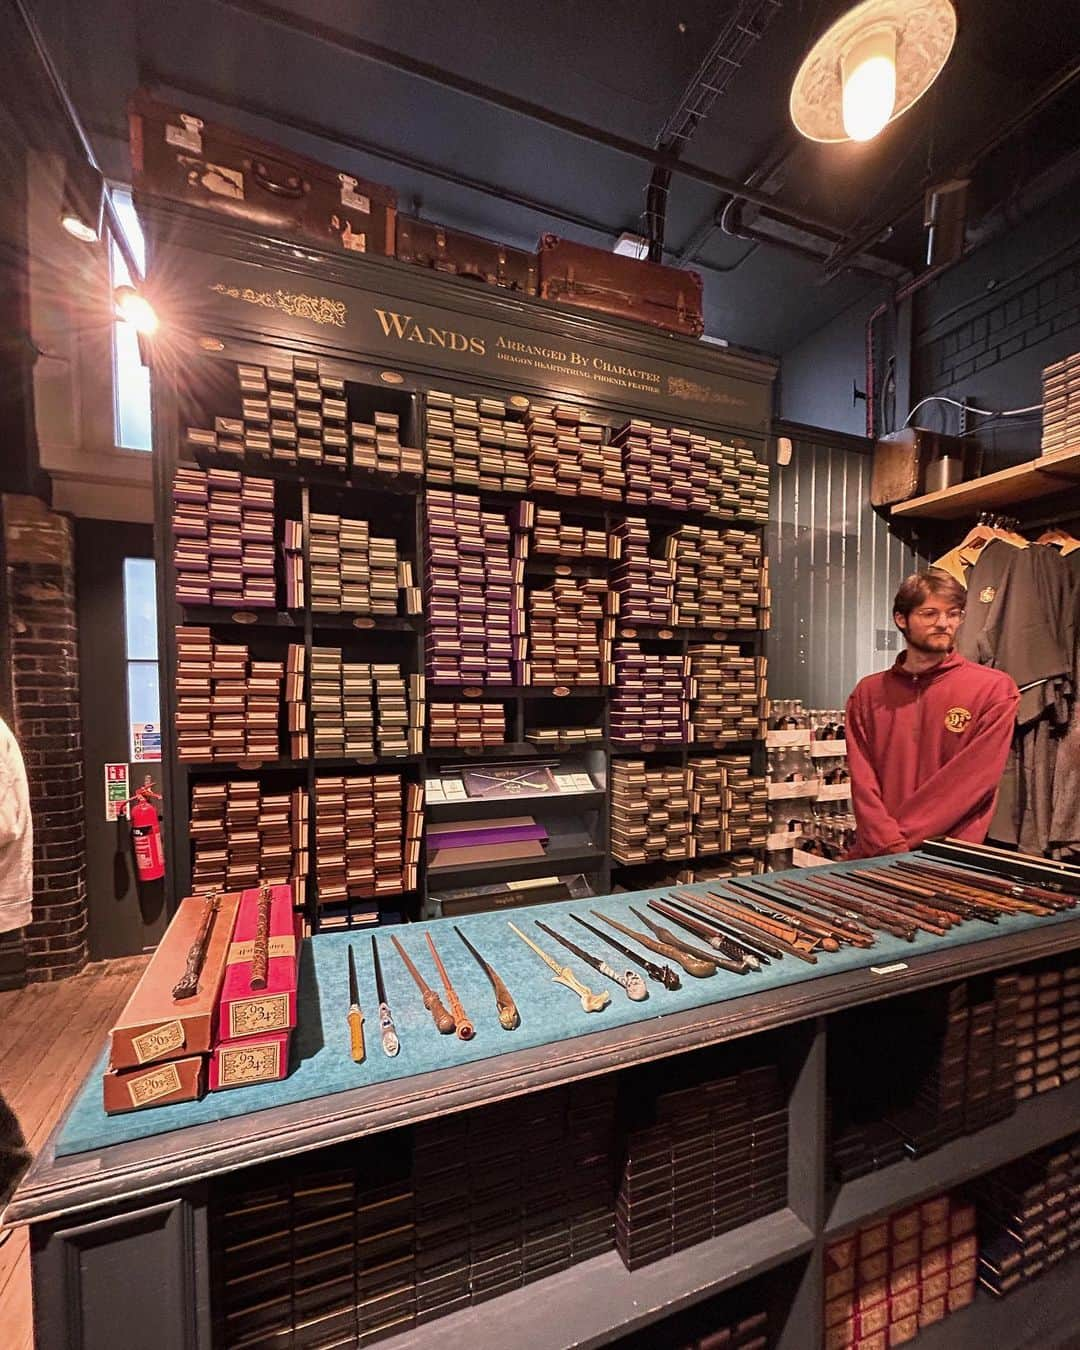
left=823, top=53, right=1080, bottom=280
left=215, top=0, right=852, bottom=242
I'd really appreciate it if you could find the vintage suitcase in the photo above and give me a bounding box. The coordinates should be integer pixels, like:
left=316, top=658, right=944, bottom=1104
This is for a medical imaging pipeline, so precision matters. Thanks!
left=870, top=429, right=971, bottom=508
left=129, top=91, right=396, bottom=256
left=536, top=234, right=704, bottom=338
left=396, top=216, right=537, bottom=294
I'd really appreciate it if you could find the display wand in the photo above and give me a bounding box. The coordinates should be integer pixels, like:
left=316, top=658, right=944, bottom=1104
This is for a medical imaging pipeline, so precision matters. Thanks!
left=172, top=890, right=219, bottom=1000
left=508, top=922, right=610, bottom=1013
left=535, top=920, right=648, bottom=1001
left=390, top=935, right=456, bottom=1034
left=347, top=943, right=365, bottom=1064
left=569, top=913, right=681, bottom=991
left=425, top=933, right=475, bottom=1040
left=371, top=936, right=400, bottom=1057
left=454, top=925, right=519, bottom=1030
left=250, top=884, right=273, bottom=990
left=591, top=909, right=715, bottom=979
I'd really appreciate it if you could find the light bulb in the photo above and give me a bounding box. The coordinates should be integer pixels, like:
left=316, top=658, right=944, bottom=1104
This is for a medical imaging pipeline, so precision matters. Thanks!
left=114, top=285, right=159, bottom=335
left=841, top=24, right=897, bottom=142
left=60, top=211, right=100, bottom=243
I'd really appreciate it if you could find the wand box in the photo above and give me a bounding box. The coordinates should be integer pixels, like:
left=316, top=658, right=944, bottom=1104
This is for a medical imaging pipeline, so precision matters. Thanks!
left=104, top=1054, right=207, bottom=1114
left=217, top=885, right=301, bottom=1042
left=108, top=891, right=242, bottom=1072
left=209, top=1029, right=291, bottom=1091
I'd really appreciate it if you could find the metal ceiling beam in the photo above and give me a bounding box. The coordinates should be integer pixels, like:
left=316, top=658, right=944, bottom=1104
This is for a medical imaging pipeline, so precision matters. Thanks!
left=214, top=0, right=846, bottom=239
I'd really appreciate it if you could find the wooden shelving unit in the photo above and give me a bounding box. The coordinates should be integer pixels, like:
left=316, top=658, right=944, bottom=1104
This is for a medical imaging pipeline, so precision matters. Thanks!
left=890, top=447, right=1080, bottom=520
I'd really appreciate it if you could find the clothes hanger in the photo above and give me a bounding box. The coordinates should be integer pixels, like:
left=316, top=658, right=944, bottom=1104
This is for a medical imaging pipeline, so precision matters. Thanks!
left=1036, top=526, right=1080, bottom=555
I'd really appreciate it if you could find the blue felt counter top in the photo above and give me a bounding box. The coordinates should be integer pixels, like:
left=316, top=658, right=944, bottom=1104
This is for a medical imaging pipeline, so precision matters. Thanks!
left=55, top=859, right=1080, bottom=1158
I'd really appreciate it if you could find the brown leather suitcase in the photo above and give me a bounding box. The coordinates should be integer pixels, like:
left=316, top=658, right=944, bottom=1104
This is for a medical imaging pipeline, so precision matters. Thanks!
left=536, top=234, right=704, bottom=338
left=129, top=91, right=396, bottom=256
left=396, top=216, right=537, bottom=294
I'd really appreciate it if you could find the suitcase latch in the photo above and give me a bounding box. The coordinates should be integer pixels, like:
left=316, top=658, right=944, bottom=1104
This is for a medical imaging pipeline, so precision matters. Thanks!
left=338, top=174, right=371, bottom=214
left=166, top=114, right=204, bottom=154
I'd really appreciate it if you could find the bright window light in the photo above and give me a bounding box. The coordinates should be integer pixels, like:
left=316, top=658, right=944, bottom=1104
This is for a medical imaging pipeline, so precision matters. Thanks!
left=109, top=186, right=152, bottom=451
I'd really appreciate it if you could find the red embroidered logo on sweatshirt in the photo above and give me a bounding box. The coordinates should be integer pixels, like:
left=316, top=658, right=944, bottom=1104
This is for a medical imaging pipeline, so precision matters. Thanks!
left=944, top=706, right=972, bottom=734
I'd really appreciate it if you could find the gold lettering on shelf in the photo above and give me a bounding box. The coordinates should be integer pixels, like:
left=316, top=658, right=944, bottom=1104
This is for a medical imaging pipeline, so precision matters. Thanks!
left=210, top=283, right=347, bottom=328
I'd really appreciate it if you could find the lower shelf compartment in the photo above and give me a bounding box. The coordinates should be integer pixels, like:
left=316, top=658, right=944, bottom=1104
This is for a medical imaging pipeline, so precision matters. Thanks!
left=378, top=1208, right=814, bottom=1350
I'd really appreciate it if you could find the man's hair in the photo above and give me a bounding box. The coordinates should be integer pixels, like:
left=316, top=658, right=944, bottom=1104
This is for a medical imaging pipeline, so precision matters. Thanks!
left=892, top=569, right=967, bottom=620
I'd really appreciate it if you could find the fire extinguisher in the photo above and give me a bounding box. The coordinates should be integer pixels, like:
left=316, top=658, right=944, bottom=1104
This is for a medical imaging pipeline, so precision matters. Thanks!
left=120, top=775, right=165, bottom=882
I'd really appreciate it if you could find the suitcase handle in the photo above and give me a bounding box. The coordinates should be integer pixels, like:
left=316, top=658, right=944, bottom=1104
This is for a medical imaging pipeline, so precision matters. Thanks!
left=251, top=158, right=307, bottom=200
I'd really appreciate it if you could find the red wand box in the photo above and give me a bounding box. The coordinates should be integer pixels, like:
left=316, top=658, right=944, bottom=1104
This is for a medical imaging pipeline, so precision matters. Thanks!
left=209, top=1030, right=291, bottom=1091
left=217, top=885, right=300, bottom=1042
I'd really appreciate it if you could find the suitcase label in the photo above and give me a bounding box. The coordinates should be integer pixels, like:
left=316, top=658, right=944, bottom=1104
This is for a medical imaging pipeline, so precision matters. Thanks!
left=166, top=114, right=203, bottom=153
left=179, top=156, right=244, bottom=201
left=339, top=174, right=371, bottom=213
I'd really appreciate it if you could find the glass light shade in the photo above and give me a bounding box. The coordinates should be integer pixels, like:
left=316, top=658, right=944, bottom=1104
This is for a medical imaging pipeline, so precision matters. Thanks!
left=841, top=26, right=897, bottom=141
left=60, top=211, right=100, bottom=243
left=114, top=285, right=159, bottom=335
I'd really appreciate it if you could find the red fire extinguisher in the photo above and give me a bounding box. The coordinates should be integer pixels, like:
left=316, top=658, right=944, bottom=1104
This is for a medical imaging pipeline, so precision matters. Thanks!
left=121, top=775, right=165, bottom=882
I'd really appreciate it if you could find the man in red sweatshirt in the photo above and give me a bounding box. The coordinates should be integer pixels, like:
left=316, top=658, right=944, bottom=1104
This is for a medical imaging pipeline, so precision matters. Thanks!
left=846, top=570, right=1019, bottom=859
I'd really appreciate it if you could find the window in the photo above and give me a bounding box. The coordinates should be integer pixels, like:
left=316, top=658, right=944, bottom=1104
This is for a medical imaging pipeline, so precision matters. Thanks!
left=123, top=557, right=161, bottom=761
left=109, top=186, right=152, bottom=452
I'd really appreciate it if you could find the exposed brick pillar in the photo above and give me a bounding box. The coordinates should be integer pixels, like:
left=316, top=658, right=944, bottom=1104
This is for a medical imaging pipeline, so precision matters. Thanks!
left=2, top=494, right=88, bottom=982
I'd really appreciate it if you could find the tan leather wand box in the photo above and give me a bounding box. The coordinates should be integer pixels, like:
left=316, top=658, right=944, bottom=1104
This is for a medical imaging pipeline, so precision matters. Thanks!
left=108, top=892, right=241, bottom=1072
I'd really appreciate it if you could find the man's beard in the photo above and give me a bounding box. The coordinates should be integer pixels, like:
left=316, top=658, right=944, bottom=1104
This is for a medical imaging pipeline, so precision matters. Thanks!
left=907, top=632, right=953, bottom=655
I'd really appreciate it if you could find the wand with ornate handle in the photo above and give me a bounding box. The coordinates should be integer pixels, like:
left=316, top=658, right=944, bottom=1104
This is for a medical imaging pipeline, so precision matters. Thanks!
left=454, top=925, right=519, bottom=1030
left=569, top=913, right=681, bottom=991
left=390, top=935, right=456, bottom=1034
left=535, top=920, right=649, bottom=1001
left=371, top=936, right=400, bottom=1057
left=347, top=943, right=365, bottom=1064
left=172, top=891, right=220, bottom=1000
left=592, top=908, right=716, bottom=979
left=250, top=884, right=273, bottom=990
left=508, top=922, right=610, bottom=1012
left=425, top=933, right=475, bottom=1040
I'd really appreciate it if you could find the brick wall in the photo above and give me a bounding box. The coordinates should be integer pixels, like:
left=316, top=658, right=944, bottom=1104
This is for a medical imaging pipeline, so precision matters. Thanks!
left=2, top=494, right=88, bottom=982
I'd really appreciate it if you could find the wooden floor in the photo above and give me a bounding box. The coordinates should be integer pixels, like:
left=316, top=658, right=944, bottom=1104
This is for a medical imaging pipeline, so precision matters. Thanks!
left=0, top=957, right=148, bottom=1350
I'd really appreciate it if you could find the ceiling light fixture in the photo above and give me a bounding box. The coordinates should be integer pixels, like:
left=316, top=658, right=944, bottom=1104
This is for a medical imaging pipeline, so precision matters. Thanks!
left=790, top=0, right=956, bottom=144
left=114, top=285, right=159, bottom=335
left=59, top=158, right=105, bottom=242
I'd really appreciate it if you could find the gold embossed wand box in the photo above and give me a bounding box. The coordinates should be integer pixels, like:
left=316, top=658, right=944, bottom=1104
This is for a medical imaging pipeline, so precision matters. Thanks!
left=107, top=892, right=242, bottom=1072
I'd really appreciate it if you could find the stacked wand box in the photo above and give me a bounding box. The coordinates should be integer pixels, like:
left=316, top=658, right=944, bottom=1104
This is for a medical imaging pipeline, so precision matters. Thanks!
left=824, top=1194, right=977, bottom=1349
left=174, top=627, right=282, bottom=763
left=972, top=1131, right=1080, bottom=1297
left=284, top=643, right=307, bottom=759
left=104, top=890, right=242, bottom=1113
left=351, top=409, right=424, bottom=476
left=210, top=883, right=300, bottom=1091
left=313, top=773, right=422, bottom=916
left=428, top=702, right=506, bottom=750
left=189, top=780, right=308, bottom=905
left=1040, top=353, right=1080, bottom=455
left=529, top=506, right=608, bottom=558
left=688, top=645, right=767, bottom=746
left=610, top=517, right=675, bottom=625
left=525, top=403, right=623, bottom=500
left=690, top=757, right=769, bottom=855
left=523, top=575, right=610, bottom=686
left=281, top=519, right=304, bottom=608
left=610, top=643, right=689, bottom=746
left=425, top=389, right=530, bottom=492
left=185, top=354, right=349, bottom=470
left=310, top=649, right=422, bottom=758
left=309, top=512, right=417, bottom=616
left=172, top=466, right=276, bottom=607
left=613, top=419, right=712, bottom=512
left=412, top=1078, right=616, bottom=1322
left=610, top=760, right=693, bottom=864
left=525, top=724, right=604, bottom=749
left=669, top=525, right=770, bottom=631
left=1013, top=955, right=1080, bottom=1099
left=424, top=490, right=516, bottom=685
left=615, top=1064, right=787, bottom=1270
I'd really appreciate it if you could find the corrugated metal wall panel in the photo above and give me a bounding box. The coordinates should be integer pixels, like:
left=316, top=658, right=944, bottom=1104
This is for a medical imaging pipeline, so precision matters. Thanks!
left=767, top=439, right=921, bottom=707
